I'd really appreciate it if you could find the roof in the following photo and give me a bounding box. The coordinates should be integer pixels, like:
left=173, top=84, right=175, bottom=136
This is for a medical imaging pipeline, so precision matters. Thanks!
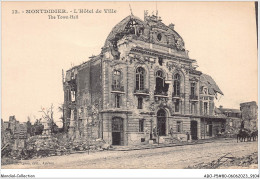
left=104, top=15, right=145, bottom=47
left=103, top=14, right=185, bottom=51
left=218, top=108, right=241, bottom=114
left=200, top=73, right=223, bottom=95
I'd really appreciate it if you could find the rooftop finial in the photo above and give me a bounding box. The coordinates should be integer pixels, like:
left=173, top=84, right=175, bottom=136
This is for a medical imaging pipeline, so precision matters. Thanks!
left=129, top=4, right=133, bottom=16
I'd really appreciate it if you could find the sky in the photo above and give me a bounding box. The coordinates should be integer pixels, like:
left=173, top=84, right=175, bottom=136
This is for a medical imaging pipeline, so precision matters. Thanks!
left=2, top=2, right=258, bottom=125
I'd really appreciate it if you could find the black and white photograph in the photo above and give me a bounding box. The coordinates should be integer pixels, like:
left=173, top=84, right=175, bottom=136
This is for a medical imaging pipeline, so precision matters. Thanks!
left=1, top=1, right=259, bottom=178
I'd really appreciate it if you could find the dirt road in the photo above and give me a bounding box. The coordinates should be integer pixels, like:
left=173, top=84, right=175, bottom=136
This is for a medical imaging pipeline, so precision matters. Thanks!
left=2, top=139, right=258, bottom=169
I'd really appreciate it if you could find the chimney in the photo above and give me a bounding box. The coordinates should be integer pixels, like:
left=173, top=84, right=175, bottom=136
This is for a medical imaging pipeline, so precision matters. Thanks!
left=219, top=105, right=223, bottom=109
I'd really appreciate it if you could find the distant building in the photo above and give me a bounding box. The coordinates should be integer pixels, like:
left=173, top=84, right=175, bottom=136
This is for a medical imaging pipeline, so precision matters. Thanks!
left=240, top=101, right=258, bottom=131
left=217, top=106, right=242, bottom=134
left=63, top=13, right=224, bottom=146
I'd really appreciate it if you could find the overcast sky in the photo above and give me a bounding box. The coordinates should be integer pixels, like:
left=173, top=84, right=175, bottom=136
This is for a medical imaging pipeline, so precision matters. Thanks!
left=2, top=2, right=258, bottom=124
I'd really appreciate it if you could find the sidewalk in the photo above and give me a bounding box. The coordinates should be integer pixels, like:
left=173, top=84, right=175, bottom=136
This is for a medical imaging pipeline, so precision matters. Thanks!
left=112, top=137, right=234, bottom=151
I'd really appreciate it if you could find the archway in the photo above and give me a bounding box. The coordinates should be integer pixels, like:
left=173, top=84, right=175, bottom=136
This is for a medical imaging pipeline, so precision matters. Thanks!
left=157, top=109, right=166, bottom=136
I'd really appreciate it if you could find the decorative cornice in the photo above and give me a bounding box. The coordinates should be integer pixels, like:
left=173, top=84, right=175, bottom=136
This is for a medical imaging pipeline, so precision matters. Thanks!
left=130, top=46, right=195, bottom=63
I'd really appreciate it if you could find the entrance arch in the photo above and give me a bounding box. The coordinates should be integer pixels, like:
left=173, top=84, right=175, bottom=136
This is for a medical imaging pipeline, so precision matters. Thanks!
left=157, top=109, right=167, bottom=136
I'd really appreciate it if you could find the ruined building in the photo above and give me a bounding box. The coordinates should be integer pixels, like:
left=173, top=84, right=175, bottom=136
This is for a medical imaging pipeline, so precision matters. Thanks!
left=240, top=101, right=258, bottom=131
left=63, top=13, right=224, bottom=145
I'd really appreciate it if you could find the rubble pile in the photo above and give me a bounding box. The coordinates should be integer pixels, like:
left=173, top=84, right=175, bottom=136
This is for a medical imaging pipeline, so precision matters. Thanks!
left=221, top=152, right=258, bottom=168
left=5, top=135, right=112, bottom=160
left=2, top=132, right=113, bottom=161
left=186, top=152, right=258, bottom=169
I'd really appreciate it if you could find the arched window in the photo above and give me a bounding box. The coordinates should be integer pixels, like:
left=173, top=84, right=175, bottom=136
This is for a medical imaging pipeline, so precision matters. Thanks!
left=113, top=70, right=121, bottom=88
left=173, top=74, right=181, bottom=96
left=136, top=67, right=145, bottom=90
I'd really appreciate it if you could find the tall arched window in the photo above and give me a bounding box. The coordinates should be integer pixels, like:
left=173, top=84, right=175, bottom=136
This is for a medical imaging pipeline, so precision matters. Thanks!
left=136, top=67, right=145, bottom=90
left=173, top=73, right=181, bottom=96
left=113, top=70, right=121, bottom=89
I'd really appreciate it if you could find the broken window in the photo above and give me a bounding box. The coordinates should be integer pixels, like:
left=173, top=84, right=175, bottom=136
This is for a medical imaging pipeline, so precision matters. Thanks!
left=137, top=97, right=143, bottom=109
left=155, top=70, right=169, bottom=95
left=126, top=19, right=138, bottom=35
left=113, top=70, right=121, bottom=89
left=136, top=67, right=145, bottom=90
left=173, top=74, right=181, bottom=96
left=137, top=27, right=144, bottom=36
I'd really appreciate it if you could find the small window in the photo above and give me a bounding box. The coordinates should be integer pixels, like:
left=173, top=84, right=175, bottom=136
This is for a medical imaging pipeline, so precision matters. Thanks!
left=157, top=33, right=162, bottom=41
left=71, top=91, right=76, bottom=102
left=175, top=99, right=180, bottom=112
left=137, top=97, right=143, bottom=109
left=204, top=102, right=208, bottom=114
left=191, top=103, right=195, bottom=114
left=190, top=83, right=196, bottom=96
left=67, top=89, right=70, bottom=101
left=177, top=121, right=182, bottom=133
left=139, top=119, right=144, bottom=132
left=115, top=95, right=120, bottom=108
left=158, top=57, right=163, bottom=66
left=203, top=87, right=208, bottom=95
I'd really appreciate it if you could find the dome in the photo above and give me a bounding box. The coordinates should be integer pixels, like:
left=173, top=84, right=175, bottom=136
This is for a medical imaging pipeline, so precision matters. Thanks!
left=104, top=15, right=146, bottom=47
left=103, top=14, right=186, bottom=52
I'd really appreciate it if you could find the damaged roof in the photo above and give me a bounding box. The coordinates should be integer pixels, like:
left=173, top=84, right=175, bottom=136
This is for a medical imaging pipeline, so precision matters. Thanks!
left=200, top=73, right=224, bottom=95
left=104, top=15, right=145, bottom=47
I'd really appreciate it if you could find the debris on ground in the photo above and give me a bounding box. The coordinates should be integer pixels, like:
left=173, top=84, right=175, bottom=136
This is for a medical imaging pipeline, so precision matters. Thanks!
left=1, top=134, right=113, bottom=164
left=186, top=152, right=258, bottom=169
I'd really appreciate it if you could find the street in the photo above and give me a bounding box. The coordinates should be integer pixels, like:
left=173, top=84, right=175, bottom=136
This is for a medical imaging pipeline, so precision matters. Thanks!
left=2, top=139, right=258, bottom=169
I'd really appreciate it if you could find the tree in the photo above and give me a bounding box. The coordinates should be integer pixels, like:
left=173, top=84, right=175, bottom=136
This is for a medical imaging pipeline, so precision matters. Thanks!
left=39, top=104, right=56, bottom=134
left=33, top=118, right=44, bottom=135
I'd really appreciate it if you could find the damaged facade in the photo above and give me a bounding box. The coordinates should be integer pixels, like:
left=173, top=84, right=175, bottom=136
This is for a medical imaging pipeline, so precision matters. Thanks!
left=240, top=101, right=258, bottom=131
left=63, top=14, right=225, bottom=145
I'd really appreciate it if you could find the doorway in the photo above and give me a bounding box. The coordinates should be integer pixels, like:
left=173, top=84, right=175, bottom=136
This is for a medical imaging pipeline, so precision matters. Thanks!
left=112, top=118, right=124, bottom=145
left=190, top=121, right=198, bottom=140
left=157, top=109, right=166, bottom=136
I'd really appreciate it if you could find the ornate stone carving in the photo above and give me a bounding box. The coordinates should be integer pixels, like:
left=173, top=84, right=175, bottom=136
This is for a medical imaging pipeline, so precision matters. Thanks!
left=175, top=38, right=185, bottom=50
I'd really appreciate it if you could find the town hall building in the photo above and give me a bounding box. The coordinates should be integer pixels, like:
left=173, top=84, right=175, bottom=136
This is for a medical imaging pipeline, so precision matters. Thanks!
left=63, top=13, right=225, bottom=146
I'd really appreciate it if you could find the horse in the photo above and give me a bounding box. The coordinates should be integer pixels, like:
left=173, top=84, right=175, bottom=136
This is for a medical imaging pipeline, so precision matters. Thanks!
left=250, top=130, right=258, bottom=141
left=237, top=129, right=251, bottom=142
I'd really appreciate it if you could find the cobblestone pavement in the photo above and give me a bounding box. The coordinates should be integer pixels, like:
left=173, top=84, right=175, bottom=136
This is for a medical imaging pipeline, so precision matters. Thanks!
left=2, top=139, right=258, bottom=169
